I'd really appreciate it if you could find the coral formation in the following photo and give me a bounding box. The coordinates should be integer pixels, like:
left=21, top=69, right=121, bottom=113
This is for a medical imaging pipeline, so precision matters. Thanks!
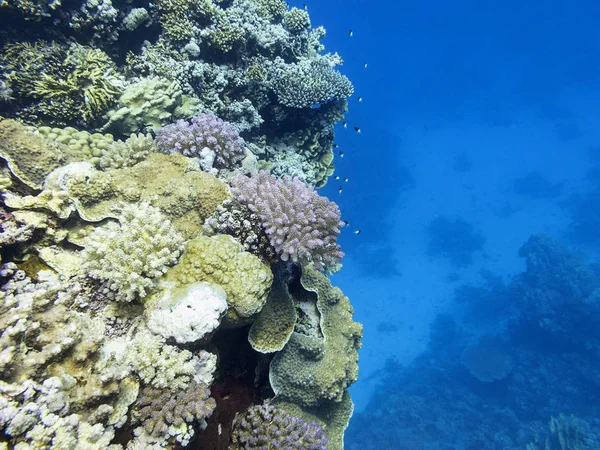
left=80, top=202, right=185, bottom=302
left=168, top=234, right=273, bottom=326
left=232, top=171, right=344, bottom=271
left=155, top=113, right=246, bottom=171
left=230, top=401, right=328, bottom=449
left=146, top=282, right=228, bottom=344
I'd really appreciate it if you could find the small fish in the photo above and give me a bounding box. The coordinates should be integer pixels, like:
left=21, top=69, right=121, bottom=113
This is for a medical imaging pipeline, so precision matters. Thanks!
left=335, top=176, right=340, bottom=180
left=338, top=186, right=343, bottom=194
left=342, top=220, right=350, bottom=226
left=358, top=97, right=363, bottom=102
left=349, top=30, right=353, bottom=37
left=344, top=178, right=349, bottom=182
left=333, top=143, right=339, bottom=148
left=303, top=3, right=307, bottom=10
left=364, top=62, right=368, bottom=68
left=343, top=121, right=347, bottom=128
left=339, top=151, right=344, bottom=158
left=354, top=230, right=361, bottom=235
left=354, top=126, right=361, bottom=133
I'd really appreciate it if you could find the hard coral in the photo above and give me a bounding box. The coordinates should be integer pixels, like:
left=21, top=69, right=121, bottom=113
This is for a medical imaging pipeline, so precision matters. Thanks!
left=229, top=401, right=328, bottom=450
left=80, top=201, right=185, bottom=302
left=155, top=113, right=246, bottom=170
left=231, top=171, right=344, bottom=271
left=136, top=381, right=216, bottom=440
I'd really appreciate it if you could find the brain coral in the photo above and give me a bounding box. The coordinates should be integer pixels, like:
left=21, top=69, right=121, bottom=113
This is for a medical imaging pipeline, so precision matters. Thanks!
left=231, top=171, right=344, bottom=271
left=229, top=401, right=328, bottom=450
left=168, top=234, right=273, bottom=326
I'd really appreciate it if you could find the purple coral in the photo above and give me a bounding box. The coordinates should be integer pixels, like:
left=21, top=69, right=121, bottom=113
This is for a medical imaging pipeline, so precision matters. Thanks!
left=136, top=381, right=216, bottom=437
left=230, top=401, right=328, bottom=449
left=155, top=113, right=245, bottom=170
left=231, top=171, right=344, bottom=271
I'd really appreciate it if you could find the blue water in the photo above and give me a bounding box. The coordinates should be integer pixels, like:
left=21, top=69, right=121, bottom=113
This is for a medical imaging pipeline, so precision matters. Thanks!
left=296, top=0, right=600, bottom=447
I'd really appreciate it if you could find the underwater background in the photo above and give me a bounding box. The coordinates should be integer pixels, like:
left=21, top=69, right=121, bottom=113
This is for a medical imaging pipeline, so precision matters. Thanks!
left=315, top=0, right=600, bottom=448
left=1, top=0, right=600, bottom=448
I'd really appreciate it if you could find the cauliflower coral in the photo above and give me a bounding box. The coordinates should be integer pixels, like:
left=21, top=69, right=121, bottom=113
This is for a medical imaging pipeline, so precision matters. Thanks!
left=231, top=171, right=344, bottom=271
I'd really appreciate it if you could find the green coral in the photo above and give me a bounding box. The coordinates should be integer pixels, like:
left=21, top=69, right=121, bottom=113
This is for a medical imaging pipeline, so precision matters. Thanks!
left=0, top=119, right=66, bottom=189
left=210, top=9, right=246, bottom=53
left=168, top=234, right=273, bottom=326
left=283, top=7, right=311, bottom=33
left=252, top=0, right=287, bottom=21
left=156, top=0, right=216, bottom=42
left=80, top=201, right=185, bottom=302
left=101, top=77, right=183, bottom=137
left=37, top=125, right=115, bottom=164
left=269, top=264, right=362, bottom=406
left=98, top=133, right=156, bottom=170
left=33, top=47, right=122, bottom=123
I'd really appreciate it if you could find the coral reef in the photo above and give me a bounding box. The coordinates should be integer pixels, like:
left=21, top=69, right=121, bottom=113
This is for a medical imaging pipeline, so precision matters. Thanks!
left=167, top=234, right=273, bottom=326
left=0, top=0, right=359, bottom=446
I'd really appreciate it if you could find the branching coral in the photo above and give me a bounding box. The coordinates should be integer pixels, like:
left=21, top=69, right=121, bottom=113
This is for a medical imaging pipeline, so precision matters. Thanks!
left=231, top=171, right=344, bottom=271
left=267, top=55, right=354, bottom=108
left=80, top=201, right=185, bottom=302
left=230, top=401, right=328, bottom=449
left=134, top=381, right=216, bottom=445
left=32, top=46, right=123, bottom=124
left=155, top=113, right=246, bottom=171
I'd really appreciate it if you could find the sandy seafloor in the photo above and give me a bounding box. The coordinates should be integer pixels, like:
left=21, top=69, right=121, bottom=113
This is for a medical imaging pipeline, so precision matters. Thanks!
left=289, top=0, right=600, bottom=420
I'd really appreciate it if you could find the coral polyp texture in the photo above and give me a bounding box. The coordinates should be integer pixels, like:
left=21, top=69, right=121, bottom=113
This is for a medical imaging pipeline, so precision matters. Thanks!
left=232, top=171, right=344, bottom=271
left=0, top=0, right=359, bottom=446
left=230, top=401, right=328, bottom=450
left=155, top=113, right=246, bottom=171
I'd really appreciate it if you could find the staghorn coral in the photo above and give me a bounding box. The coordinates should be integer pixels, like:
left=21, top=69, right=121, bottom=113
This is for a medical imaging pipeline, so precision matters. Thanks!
left=80, top=201, right=185, bottom=303
left=155, top=113, right=246, bottom=171
left=134, top=381, right=216, bottom=445
left=230, top=401, right=328, bottom=450
left=32, top=46, right=123, bottom=125
left=231, top=171, right=344, bottom=271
